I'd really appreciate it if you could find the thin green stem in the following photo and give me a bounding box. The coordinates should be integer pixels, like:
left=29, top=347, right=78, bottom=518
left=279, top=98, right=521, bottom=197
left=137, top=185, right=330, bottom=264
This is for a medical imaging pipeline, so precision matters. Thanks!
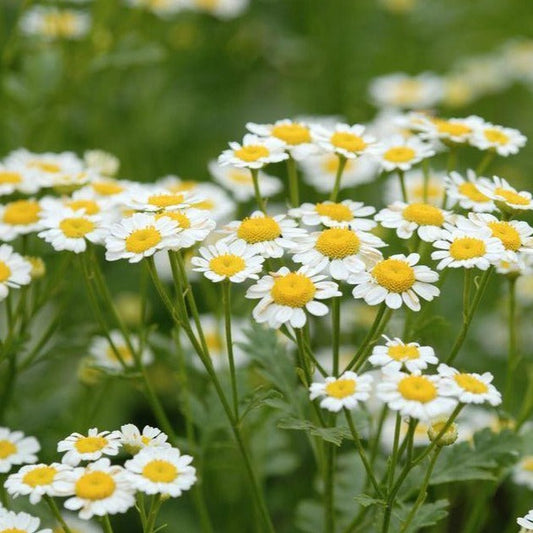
left=251, top=168, right=267, bottom=213
left=387, top=413, right=402, bottom=490
left=101, top=515, right=114, bottom=533
left=287, top=155, right=300, bottom=207
left=44, top=495, right=73, bottom=533
left=329, top=155, right=347, bottom=202
left=422, top=159, right=430, bottom=204
left=353, top=308, right=393, bottom=372
left=222, top=280, right=239, bottom=418
left=463, top=268, right=473, bottom=317
left=476, top=151, right=495, bottom=176
left=332, top=296, right=341, bottom=376
left=504, top=277, right=518, bottom=411
left=398, top=170, right=408, bottom=203
left=324, top=420, right=336, bottom=533
left=144, top=494, right=163, bottom=533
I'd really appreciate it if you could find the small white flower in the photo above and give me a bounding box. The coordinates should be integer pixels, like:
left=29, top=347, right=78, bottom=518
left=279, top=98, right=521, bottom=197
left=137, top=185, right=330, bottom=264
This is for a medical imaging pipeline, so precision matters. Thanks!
left=124, top=447, right=196, bottom=496
left=377, top=135, right=435, bottom=172
left=0, top=244, right=32, bottom=301
left=417, top=115, right=484, bottom=145
left=384, top=169, right=445, bottom=206
left=19, top=6, right=91, bottom=40
left=246, top=265, right=341, bottom=329
left=518, top=511, right=533, bottom=531
left=57, top=428, right=122, bottom=466
left=513, top=458, right=533, bottom=490
left=218, top=134, right=288, bottom=169
left=155, top=208, right=215, bottom=249
left=0, top=199, right=43, bottom=241
left=187, top=0, right=248, bottom=19
left=191, top=239, right=264, bottom=283
left=0, top=509, right=52, bottom=533
left=84, top=150, right=120, bottom=177
left=470, top=122, right=527, bottom=156
left=309, top=371, right=373, bottom=412
left=125, top=0, right=183, bottom=18
left=0, top=164, right=39, bottom=196
left=118, top=424, right=171, bottom=454
left=444, top=170, right=495, bottom=212
left=437, top=364, right=502, bottom=406
left=349, top=253, right=440, bottom=312
left=125, top=186, right=203, bottom=213
left=478, top=175, right=533, bottom=212
left=0, top=427, right=40, bottom=474
left=369, top=336, right=438, bottom=373
left=311, top=123, right=379, bottom=159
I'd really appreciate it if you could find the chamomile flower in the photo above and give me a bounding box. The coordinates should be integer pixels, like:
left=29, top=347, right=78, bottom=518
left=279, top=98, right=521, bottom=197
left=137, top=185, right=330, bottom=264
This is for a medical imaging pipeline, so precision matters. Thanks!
left=418, top=115, right=484, bottom=145
left=379, top=416, right=431, bottom=451
left=155, top=208, right=215, bottom=249
left=246, top=265, right=341, bottom=329
left=57, top=428, right=122, bottom=466
left=84, top=150, right=119, bottom=177
left=119, top=425, right=170, bottom=454
left=369, top=336, right=438, bottom=373
left=220, top=211, right=306, bottom=258
left=444, top=170, right=495, bottom=212
left=5, top=462, right=71, bottom=504
left=349, top=253, right=439, bottom=311
left=0, top=245, right=32, bottom=301
left=309, top=372, right=373, bottom=412
left=478, top=176, right=533, bottom=212
left=0, top=510, right=52, bottom=533
left=470, top=122, right=527, bottom=156
left=291, top=226, right=385, bottom=280
left=19, top=6, right=91, bottom=40
left=384, top=169, right=445, bottom=206
left=0, top=428, right=40, bottom=473
left=377, top=135, right=435, bottom=172
left=57, top=458, right=135, bottom=519
left=246, top=119, right=317, bottom=160
left=105, top=213, right=181, bottom=263
left=191, top=239, right=264, bottom=283
left=513, top=457, right=533, bottom=489
left=431, top=226, right=505, bottom=270
left=218, top=134, right=288, bottom=169
left=208, top=161, right=282, bottom=202
left=0, top=164, right=37, bottom=196
left=0, top=199, right=43, bottom=241
left=377, top=371, right=456, bottom=421
left=124, top=0, right=183, bottom=17
left=437, top=364, right=502, bottom=406
left=375, top=201, right=453, bottom=242
left=289, top=200, right=376, bottom=231
left=311, top=123, right=378, bottom=159
left=88, top=331, right=154, bottom=371
left=124, top=447, right=196, bottom=496
left=126, top=186, right=202, bottom=213
left=86, top=179, right=132, bottom=205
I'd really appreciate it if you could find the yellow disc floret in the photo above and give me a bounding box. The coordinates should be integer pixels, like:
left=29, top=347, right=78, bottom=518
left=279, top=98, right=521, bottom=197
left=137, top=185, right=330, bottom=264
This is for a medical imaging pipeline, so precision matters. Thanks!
left=522, top=457, right=533, bottom=472
left=28, top=161, right=61, bottom=173
left=323, top=156, right=354, bottom=174
left=92, top=182, right=124, bottom=196
left=0, top=440, right=16, bottom=459
left=434, top=120, right=471, bottom=137
left=147, top=194, right=185, bottom=208
left=494, top=187, right=530, bottom=206
left=125, top=228, right=162, bottom=254
left=234, top=145, right=269, bottom=162
left=402, top=203, right=444, bottom=226
left=330, top=132, right=367, bottom=152
left=315, top=228, right=360, bottom=259
left=75, top=471, right=116, bottom=500
left=142, top=459, right=178, bottom=483
left=449, top=237, right=486, bottom=260
left=0, top=261, right=11, bottom=283
left=59, top=217, right=95, bottom=238
left=106, top=345, right=133, bottom=364
left=388, top=345, right=420, bottom=361
left=271, top=123, right=311, bottom=145
left=383, top=147, right=416, bottom=163
left=398, top=375, right=437, bottom=403
left=315, top=202, right=353, bottom=222
left=454, top=373, right=488, bottom=394
left=156, top=211, right=191, bottom=229
left=0, top=171, right=22, bottom=184
left=3, top=200, right=41, bottom=225
left=209, top=254, right=246, bottom=277
left=22, top=466, right=57, bottom=487
left=488, top=221, right=521, bottom=251
left=483, top=128, right=509, bottom=145
left=325, top=378, right=356, bottom=399
left=372, top=259, right=415, bottom=293
left=271, top=273, right=316, bottom=308
left=67, top=199, right=100, bottom=215
left=458, top=183, right=490, bottom=203
left=237, top=216, right=281, bottom=243
left=74, top=436, right=108, bottom=454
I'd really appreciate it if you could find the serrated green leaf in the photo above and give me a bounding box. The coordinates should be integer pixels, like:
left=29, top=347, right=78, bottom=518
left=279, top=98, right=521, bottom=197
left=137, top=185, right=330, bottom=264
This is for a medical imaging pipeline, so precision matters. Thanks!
left=277, top=417, right=351, bottom=445
left=354, top=494, right=386, bottom=508
left=390, top=499, right=449, bottom=533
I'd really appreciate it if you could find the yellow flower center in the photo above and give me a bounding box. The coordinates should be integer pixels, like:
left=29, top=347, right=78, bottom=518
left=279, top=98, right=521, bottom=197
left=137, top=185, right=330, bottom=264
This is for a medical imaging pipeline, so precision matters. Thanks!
left=315, top=228, right=360, bottom=259
left=522, top=457, right=533, bottom=472
left=59, top=217, right=95, bottom=238
left=271, top=123, right=311, bottom=145
left=205, top=332, right=223, bottom=352
left=147, top=194, right=185, bottom=208
left=372, top=259, right=415, bottom=293
left=0, top=440, right=16, bottom=459
left=271, top=273, right=316, bottom=308
left=434, top=119, right=471, bottom=137
left=315, top=202, right=353, bottom=222
left=488, top=221, right=521, bottom=251
left=75, top=471, right=116, bottom=500
left=494, top=187, right=530, bottom=206
left=156, top=211, right=191, bottom=229
left=402, top=203, right=444, bottom=226
left=237, top=216, right=281, bottom=243
left=330, top=132, right=367, bottom=152
left=323, top=156, right=354, bottom=174
left=209, top=254, right=246, bottom=277
left=106, top=345, right=134, bottom=363
left=142, top=459, right=178, bottom=483
left=193, top=199, right=215, bottom=211
left=0, top=171, right=22, bottom=184
left=22, top=465, right=57, bottom=487
left=454, top=373, right=488, bottom=394
left=383, top=147, right=416, bottom=163
left=43, top=12, right=78, bottom=37
left=388, top=344, right=420, bottom=360
left=449, top=237, right=486, bottom=260
left=234, top=145, right=270, bottom=162
left=411, top=182, right=443, bottom=202
left=325, top=378, right=356, bottom=399
left=141, top=436, right=151, bottom=445
left=0, top=261, right=11, bottom=283
left=3, top=200, right=41, bottom=225
left=67, top=199, right=100, bottom=215
left=125, top=228, right=162, bottom=253
left=1, top=528, right=26, bottom=533
left=392, top=80, right=422, bottom=104
left=74, top=436, right=108, bottom=454
left=228, top=170, right=252, bottom=184
left=457, top=183, right=490, bottom=203
left=92, top=182, right=124, bottom=196
left=397, top=375, right=437, bottom=403
left=194, top=0, right=220, bottom=9
left=28, top=160, right=61, bottom=173
left=483, top=128, right=509, bottom=145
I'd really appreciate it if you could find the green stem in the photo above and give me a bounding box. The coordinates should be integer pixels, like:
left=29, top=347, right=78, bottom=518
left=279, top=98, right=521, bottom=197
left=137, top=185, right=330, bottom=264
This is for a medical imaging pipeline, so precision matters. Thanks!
left=222, top=280, right=239, bottom=418
left=370, top=405, right=388, bottom=466
left=332, top=296, right=341, bottom=376
left=422, top=159, right=430, bottom=204
left=287, top=155, right=300, bottom=207
left=0, top=474, right=8, bottom=508
left=44, top=495, right=73, bottom=533
left=504, top=277, right=518, bottom=411
left=387, top=413, right=402, bottom=490
left=476, top=151, right=495, bottom=176
left=463, top=268, right=473, bottom=317
left=101, top=515, right=114, bottom=533
left=329, top=155, right=347, bottom=202
left=144, top=494, right=163, bottom=533
left=251, top=168, right=267, bottom=213
left=398, top=170, right=408, bottom=203
left=324, top=421, right=336, bottom=533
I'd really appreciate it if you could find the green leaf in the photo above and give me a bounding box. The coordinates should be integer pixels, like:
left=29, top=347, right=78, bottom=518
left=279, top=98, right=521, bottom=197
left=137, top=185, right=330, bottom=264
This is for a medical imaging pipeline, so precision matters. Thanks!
left=277, top=417, right=351, bottom=446
left=354, top=494, right=386, bottom=508
left=390, top=499, right=449, bottom=533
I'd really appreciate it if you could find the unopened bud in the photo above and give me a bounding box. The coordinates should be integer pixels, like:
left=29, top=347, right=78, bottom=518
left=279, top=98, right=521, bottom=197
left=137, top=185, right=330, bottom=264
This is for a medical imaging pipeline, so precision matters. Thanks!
left=428, top=419, right=458, bottom=447
left=25, top=256, right=46, bottom=279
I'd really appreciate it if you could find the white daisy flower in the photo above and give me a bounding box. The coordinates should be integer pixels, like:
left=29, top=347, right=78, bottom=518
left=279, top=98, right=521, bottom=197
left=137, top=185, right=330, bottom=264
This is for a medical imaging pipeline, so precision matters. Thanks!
left=368, top=72, right=445, bottom=109
left=0, top=427, right=40, bottom=473
left=105, top=213, right=181, bottom=263
left=0, top=509, right=52, bottom=533
left=83, top=150, right=120, bottom=177
left=311, top=123, right=379, bottom=159
left=431, top=226, right=505, bottom=270
left=125, top=186, right=203, bottom=213
left=246, top=265, right=341, bottom=329
left=0, top=164, right=39, bottom=196
left=470, top=122, right=527, bottom=156
left=220, top=211, right=306, bottom=258
left=57, top=458, right=135, bottom=520
left=289, top=200, right=377, bottom=231
left=417, top=115, right=484, bottom=145
left=444, top=170, right=495, bottom=212
left=124, top=447, right=196, bottom=496
left=375, top=201, right=453, bottom=242
left=5, top=462, right=71, bottom=504
left=0, top=199, right=43, bottom=241
left=57, top=428, right=122, bottom=466
left=349, top=253, right=439, bottom=311
left=437, top=364, right=502, bottom=406
left=86, top=178, right=133, bottom=206
left=0, top=244, right=32, bottom=301
left=518, top=512, right=533, bottom=531
left=53, top=514, right=102, bottom=533
left=187, top=0, right=248, bottom=19
left=19, top=6, right=91, bottom=40
left=478, top=175, right=533, bottom=212
left=218, top=133, right=288, bottom=169
left=513, top=457, right=533, bottom=490
left=291, top=226, right=385, bottom=280
left=191, top=239, right=264, bottom=283
left=384, top=169, right=445, bottom=206
left=155, top=208, right=215, bottom=249
left=309, top=371, right=373, bottom=412
left=377, top=371, right=457, bottom=421
left=246, top=119, right=317, bottom=160
left=369, top=336, right=438, bottom=373
left=379, top=415, right=432, bottom=451
left=377, top=135, right=435, bottom=172
left=88, top=330, right=154, bottom=371
left=496, top=253, right=533, bottom=277
left=124, top=0, right=183, bottom=18
left=208, top=161, right=282, bottom=202
left=118, top=424, right=171, bottom=455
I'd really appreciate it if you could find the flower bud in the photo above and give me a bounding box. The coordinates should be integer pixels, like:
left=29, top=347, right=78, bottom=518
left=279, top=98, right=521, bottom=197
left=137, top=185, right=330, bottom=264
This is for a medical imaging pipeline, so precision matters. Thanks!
left=25, top=256, right=46, bottom=279
left=427, top=418, right=458, bottom=447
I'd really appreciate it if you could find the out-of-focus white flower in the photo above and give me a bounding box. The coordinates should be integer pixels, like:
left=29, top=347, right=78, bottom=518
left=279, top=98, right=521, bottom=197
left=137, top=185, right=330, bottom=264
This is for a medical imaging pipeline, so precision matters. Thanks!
left=444, top=170, right=495, bottom=213
left=218, top=134, right=288, bottom=169
left=20, top=6, right=91, bottom=40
